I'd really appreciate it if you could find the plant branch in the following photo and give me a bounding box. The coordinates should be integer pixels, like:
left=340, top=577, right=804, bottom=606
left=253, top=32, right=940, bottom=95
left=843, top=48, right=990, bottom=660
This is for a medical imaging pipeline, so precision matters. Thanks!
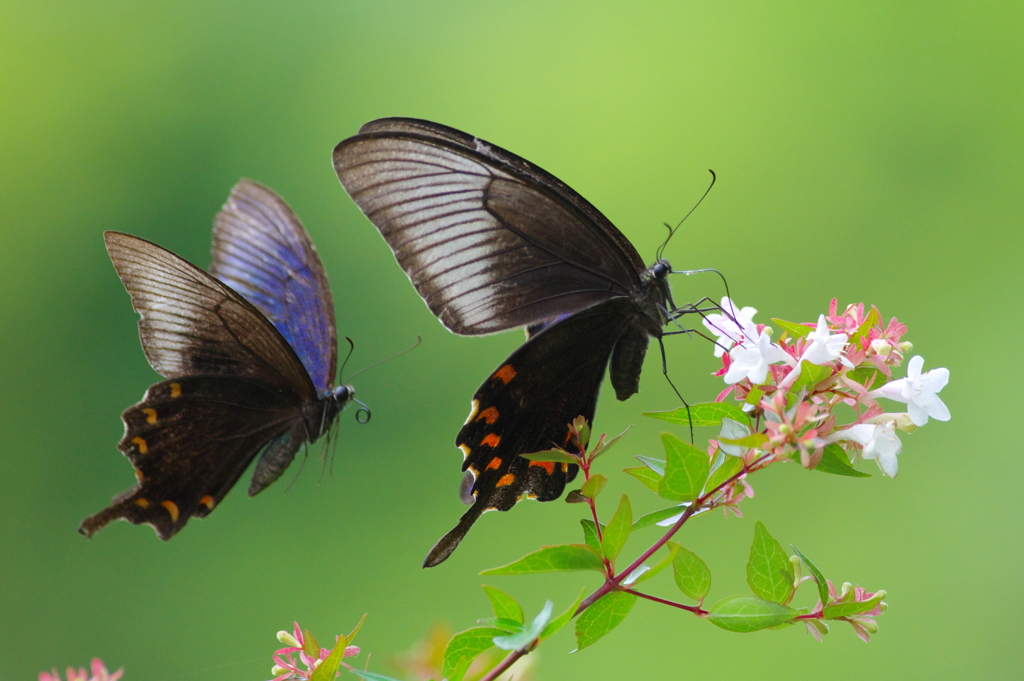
left=479, top=645, right=530, bottom=681
left=631, top=590, right=707, bottom=615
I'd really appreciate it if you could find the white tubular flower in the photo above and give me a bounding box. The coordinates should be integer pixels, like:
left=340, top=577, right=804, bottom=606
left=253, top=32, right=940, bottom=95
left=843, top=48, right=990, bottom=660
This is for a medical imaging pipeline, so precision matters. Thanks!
left=724, top=321, right=791, bottom=385
left=823, top=420, right=903, bottom=477
left=801, top=314, right=853, bottom=368
left=868, top=355, right=950, bottom=426
left=704, top=297, right=758, bottom=357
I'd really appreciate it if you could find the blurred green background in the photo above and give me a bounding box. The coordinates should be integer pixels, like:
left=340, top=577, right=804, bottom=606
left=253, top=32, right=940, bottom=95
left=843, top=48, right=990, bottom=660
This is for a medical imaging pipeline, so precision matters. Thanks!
left=1, top=1, right=1020, bottom=679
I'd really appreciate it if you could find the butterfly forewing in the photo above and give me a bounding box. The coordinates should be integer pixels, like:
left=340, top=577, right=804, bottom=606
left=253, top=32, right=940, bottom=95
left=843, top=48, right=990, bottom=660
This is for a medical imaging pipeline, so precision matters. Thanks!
left=104, top=231, right=315, bottom=400
left=209, top=180, right=338, bottom=393
left=424, top=298, right=639, bottom=567
left=79, top=376, right=302, bottom=539
left=334, top=119, right=648, bottom=335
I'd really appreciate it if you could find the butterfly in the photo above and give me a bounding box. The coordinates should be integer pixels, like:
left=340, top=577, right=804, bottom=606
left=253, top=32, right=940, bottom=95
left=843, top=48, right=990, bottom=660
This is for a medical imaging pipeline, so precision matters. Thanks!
left=80, top=179, right=360, bottom=540
left=333, top=119, right=679, bottom=566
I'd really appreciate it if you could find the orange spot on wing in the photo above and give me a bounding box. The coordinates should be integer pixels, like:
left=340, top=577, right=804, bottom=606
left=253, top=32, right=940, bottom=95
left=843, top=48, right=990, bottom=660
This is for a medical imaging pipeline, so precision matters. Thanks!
left=199, top=495, right=215, bottom=511
left=496, top=473, right=516, bottom=487
left=529, top=460, right=555, bottom=474
left=161, top=500, right=180, bottom=522
left=131, top=437, right=148, bottom=454
left=142, top=408, right=157, bottom=424
left=481, top=433, right=501, bottom=447
left=169, top=383, right=181, bottom=398
left=135, top=498, right=150, bottom=509
left=493, top=364, right=516, bottom=384
left=560, top=462, right=569, bottom=472
left=485, top=457, right=502, bottom=471
left=135, top=470, right=144, bottom=482
left=476, top=406, right=500, bottom=424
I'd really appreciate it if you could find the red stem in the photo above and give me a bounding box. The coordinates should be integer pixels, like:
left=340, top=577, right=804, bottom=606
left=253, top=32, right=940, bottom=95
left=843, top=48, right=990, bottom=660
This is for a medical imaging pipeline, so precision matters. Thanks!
left=632, top=590, right=707, bottom=615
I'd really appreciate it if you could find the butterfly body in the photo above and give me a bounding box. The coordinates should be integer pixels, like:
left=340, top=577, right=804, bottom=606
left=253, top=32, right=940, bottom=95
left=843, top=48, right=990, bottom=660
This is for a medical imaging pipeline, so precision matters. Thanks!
left=81, top=180, right=354, bottom=540
left=334, top=119, right=679, bottom=566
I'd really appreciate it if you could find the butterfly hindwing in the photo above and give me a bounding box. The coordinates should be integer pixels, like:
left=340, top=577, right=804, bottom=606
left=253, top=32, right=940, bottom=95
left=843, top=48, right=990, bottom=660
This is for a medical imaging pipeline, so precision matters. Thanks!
left=333, top=118, right=649, bottom=335
left=79, top=376, right=303, bottom=540
left=423, top=298, right=640, bottom=567
left=209, top=180, right=338, bottom=393
left=104, top=232, right=316, bottom=400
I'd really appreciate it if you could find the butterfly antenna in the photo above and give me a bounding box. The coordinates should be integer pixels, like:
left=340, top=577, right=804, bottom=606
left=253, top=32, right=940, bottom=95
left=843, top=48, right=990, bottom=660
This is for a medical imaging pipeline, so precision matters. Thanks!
left=345, top=335, right=422, bottom=382
left=656, top=169, right=716, bottom=261
left=337, top=337, right=357, bottom=383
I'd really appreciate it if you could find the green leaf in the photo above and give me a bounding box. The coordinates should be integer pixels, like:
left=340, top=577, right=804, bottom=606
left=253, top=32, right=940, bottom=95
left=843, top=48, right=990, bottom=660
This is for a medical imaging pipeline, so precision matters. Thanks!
left=643, top=402, right=749, bottom=427
left=442, top=627, right=501, bottom=681
left=303, top=629, right=321, bottom=661
left=747, top=521, right=795, bottom=604
left=580, top=519, right=602, bottom=552
left=540, top=588, right=587, bottom=640
left=705, top=452, right=744, bottom=494
left=580, top=474, right=608, bottom=499
left=632, top=505, right=686, bottom=530
left=520, top=449, right=580, bottom=464
left=476, top=617, right=524, bottom=633
left=573, top=415, right=592, bottom=451
left=635, top=456, right=666, bottom=475
left=789, top=360, right=832, bottom=395
left=744, top=386, right=764, bottom=406
left=482, top=585, right=524, bottom=624
left=630, top=544, right=680, bottom=585
left=668, top=541, right=711, bottom=601
left=493, top=601, right=553, bottom=650
left=309, top=634, right=347, bottom=681
left=846, top=366, right=888, bottom=389
left=659, top=433, right=710, bottom=502
left=813, top=444, right=871, bottom=477
left=574, top=591, right=638, bottom=650
left=849, top=306, right=882, bottom=345
left=718, top=432, right=769, bottom=449
left=348, top=671, right=405, bottom=681
left=623, top=466, right=662, bottom=493
left=706, top=596, right=800, bottom=632
left=771, top=318, right=813, bottom=339
left=590, top=425, right=632, bottom=462
left=790, top=545, right=829, bottom=606
left=480, top=544, right=604, bottom=575
left=601, top=495, right=632, bottom=562
left=823, top=592, right=885, bottom=619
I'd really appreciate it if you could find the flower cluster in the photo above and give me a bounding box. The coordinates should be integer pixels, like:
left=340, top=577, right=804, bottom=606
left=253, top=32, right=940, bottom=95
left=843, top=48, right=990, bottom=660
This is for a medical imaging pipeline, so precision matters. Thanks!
left=270, top=622, right=360, bottom=681
left=704, top=298, right=950, bottom=478
left=39, top=659, right=122, bottom=681
left=804, top=580, right=887, bottom=643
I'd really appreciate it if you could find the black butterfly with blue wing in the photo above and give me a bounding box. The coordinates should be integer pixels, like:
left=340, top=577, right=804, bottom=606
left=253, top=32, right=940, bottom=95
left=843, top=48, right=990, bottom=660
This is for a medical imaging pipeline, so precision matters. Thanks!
left=333, top=119, right=677, bottom=566
left=80, top=180, right=357, bottom=540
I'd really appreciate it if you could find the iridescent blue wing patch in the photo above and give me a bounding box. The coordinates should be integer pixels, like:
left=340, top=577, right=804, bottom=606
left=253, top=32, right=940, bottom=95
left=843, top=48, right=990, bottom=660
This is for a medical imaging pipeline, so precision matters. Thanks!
left=210, top=180, right=338, bottom=393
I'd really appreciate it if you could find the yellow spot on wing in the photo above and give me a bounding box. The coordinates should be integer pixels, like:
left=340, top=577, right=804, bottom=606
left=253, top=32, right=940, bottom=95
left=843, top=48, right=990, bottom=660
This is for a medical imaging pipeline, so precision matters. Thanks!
left=169, top=383, right=181, bottom=398
left=135, top=498, right=150, bottom=509
left=464, top=399, right=480, bottom=424
left=476, top=406, right=499, bottom=424
left=459, top=444, right=472, bottom=460
left=496, top=473, right=515, bottom=487
left=560, top=462, right=569, bottom=472
left=134, top=470, right=144, bottom=482
left=131, top=437, right=148, bottom=454
left=494, top=364, right=516, bottom=384
left=481, top=433, right=501, bottom=447
left=485, top=457, right=502, bottom=471
left=142, top=408, right=157, bottom=424
left=161, top=500, right=180, bottom=522
left=199, top=495, right=215, bottom=510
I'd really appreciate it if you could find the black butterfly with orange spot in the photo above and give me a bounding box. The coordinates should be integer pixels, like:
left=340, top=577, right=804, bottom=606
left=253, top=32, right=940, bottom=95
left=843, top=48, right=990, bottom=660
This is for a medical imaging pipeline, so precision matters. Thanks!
left=80, top=180, right=362, bottom=540
left=333, top=119, right=678, bottom=567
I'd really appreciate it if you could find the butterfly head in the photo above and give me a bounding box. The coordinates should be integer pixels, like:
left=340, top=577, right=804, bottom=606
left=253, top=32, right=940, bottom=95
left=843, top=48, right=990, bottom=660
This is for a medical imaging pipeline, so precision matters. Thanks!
left=651, top=258, right=672, bottom=280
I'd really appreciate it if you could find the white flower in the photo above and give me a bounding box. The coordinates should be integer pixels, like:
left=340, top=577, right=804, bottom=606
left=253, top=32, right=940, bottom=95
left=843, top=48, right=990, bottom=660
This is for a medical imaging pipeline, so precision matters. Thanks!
left=724, top=320, right=791, bottom=385
left=800, top=315, right=853, bottom=368
left=704, top=297, right=758, bottom=357
left=868, top=355, right=950, bottom=426
left=823, top=420, right=903, bottom=477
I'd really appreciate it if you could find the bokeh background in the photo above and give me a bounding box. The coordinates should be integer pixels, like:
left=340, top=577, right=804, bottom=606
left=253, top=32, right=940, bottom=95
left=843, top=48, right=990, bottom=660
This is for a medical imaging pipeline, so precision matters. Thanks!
left=1, top=2, right=1020, bottom=679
